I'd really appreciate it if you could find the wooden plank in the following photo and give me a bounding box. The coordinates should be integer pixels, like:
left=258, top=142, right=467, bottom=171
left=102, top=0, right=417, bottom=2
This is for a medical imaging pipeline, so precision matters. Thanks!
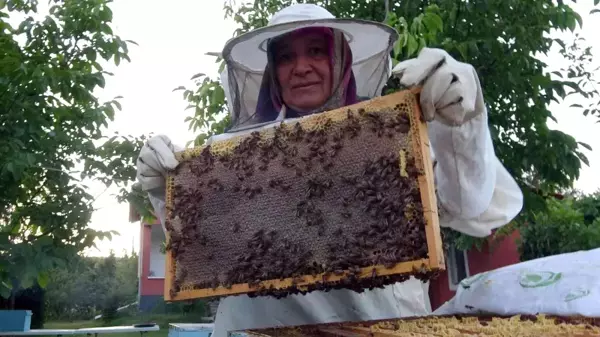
left=316, top=328, right=367, bottom=337
left=164, top=89, right=443, bottom=300
left=164, top=176, right=176, bottom=301
left=164, top=249, right=175, bottom=301
left=168, top=259, right=429, bottom=301
left=243, top=316, right=600, bottom=337
left=407, top=88, right=444, bottom=270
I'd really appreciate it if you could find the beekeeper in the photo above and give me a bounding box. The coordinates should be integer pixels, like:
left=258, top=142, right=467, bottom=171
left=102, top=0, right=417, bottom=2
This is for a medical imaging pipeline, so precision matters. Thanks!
left=136, top=4, right=524, bottom=337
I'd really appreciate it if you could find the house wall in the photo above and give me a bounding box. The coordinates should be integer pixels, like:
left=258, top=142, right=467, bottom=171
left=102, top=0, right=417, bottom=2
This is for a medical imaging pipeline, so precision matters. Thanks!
left=139, top=220, right=166, bottom=312
left=429, top=230, right=521, bottom=310
left=467, top=230, right=521, bottom=275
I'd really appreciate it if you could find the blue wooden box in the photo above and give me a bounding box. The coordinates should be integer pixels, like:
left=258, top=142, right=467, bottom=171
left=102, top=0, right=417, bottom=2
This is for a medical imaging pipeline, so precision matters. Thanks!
left=168, top=324, right=214, bottom=337
left=0, top=310, right=32, bottom=332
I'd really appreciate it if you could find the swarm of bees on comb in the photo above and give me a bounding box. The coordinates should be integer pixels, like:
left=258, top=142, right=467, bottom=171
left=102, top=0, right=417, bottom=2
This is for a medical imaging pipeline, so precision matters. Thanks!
left=164, top=89, right=444, bottom=301
left=240, top=315, right=600, bottom=337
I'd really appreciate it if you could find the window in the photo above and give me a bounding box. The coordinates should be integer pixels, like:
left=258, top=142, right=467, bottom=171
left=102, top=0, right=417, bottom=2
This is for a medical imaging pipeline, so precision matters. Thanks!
left=446, top=244, right=469, bottom=290
left=149, top=224, right=166, bottom=278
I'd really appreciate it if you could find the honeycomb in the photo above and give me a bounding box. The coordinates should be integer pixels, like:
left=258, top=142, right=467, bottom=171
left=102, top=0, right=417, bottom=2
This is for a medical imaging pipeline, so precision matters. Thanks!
left=243, top=315, right=600, bottom=337
left=164, top=89, right=443, bottom=300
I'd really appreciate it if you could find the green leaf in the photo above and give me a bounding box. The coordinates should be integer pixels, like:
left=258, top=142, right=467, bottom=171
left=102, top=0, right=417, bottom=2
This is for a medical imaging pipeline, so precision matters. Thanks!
left=10, top=224, right=21, bottom=235
left=5, top=162, right=18, bottom=180
left=566, top=12, right=577, bottom=32
left=97, top=74, right=106, bottom=88
left=393, top=39, right=402, bottom=57
left=104, top=105, right=115, bottom=120
left=410, top=15, right=423, bottom=34
left=0, top=232, right=9, bottom=246
left=84, top=48, right=97, bottom=62
left=573, top=12, right=583, bottom=29
left=468, top=41, right=480, bottom=56
left=102, top=8, right=114, bottom=22
left=0, top=283, right=11, bottom=299
left=578, top=142, right=592, bottom=151
left=423, top=12, right=443, bottom=33
left=577, top=152, right=590, bottom=166
left=456, top=43, right=468, bottom=60
left=191, top=73, right=206, bottom=80
left=26, top=153, right=36, bottom=166
left=212, top=87, right=225, bottom=104
left=418, top=37, right=426, bottom=52
left=406, top=34, right=418, bottom=57
left=218, top=60, right=226, bottom=73
left=37, top=272, right=49, bottom=288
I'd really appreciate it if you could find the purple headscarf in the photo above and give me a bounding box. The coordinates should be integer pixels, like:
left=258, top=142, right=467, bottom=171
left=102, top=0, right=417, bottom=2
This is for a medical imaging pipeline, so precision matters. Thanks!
left=254, top=27, right=358, bottom=123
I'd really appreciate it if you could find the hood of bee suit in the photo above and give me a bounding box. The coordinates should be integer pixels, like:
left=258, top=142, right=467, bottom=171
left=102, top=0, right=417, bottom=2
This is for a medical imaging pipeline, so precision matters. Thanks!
left=219, top=4, right=398, bottom=132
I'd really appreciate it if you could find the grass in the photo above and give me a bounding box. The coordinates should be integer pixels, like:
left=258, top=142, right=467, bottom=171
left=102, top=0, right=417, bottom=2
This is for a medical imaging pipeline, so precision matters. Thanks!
left=44, top=312, right=213, bottom=337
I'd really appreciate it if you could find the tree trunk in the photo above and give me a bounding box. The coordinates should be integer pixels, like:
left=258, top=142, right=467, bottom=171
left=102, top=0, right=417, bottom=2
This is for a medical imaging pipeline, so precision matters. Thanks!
left=9, top=290, right=15, bottom=310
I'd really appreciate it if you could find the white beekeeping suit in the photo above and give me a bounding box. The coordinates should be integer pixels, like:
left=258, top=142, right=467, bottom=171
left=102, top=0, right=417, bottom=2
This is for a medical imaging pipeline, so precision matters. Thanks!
left=136, top=4, right=524, bottom=337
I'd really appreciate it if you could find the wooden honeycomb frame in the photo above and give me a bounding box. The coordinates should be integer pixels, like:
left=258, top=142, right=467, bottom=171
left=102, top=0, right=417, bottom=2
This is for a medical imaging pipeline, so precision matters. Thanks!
left=163, top=88, right=444, bottom=301
left=238, top=315, right=600, bottom=337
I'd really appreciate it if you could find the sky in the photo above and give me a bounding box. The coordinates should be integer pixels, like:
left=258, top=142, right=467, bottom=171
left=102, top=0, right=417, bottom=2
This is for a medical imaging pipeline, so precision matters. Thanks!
left=82, top=1, right=600, bottom=257
left=83, top=0, right=237, bottom=256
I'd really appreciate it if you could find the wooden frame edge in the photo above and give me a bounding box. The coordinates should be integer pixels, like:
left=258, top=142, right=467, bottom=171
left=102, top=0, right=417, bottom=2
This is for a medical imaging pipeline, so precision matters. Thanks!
left=164, top=175, right=176, bottom=301
left=167, top=259, right=433, bottom=301
left=170, top=90, right=422, bottom=163
left=241, top=317, right=600, bottom=337
left=408, top=89, right=445, bottom=271
left=164, top=250, right=175, bottom=301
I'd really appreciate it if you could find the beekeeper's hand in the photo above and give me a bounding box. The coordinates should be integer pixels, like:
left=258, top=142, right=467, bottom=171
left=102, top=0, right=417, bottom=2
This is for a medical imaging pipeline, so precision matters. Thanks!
left=392, top=47, right=485, bottom=126
left=136, top=135, right=182, bottom=192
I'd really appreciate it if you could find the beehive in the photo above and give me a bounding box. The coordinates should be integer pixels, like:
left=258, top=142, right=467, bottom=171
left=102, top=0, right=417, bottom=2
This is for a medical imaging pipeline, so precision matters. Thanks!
left=241, top=315, right=600, bottom=337
left=163, top=89, right=444, bottom=301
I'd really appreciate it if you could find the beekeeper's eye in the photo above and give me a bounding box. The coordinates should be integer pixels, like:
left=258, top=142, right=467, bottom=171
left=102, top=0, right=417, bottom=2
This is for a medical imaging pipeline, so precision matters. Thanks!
left=275, top=51, right=293, bottom=64
left=308, top=46, right=326, bottom=58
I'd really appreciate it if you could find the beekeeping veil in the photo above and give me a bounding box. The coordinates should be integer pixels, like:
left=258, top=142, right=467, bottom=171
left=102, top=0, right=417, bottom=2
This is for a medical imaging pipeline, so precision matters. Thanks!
left=220, top=4, right=398, bottom=132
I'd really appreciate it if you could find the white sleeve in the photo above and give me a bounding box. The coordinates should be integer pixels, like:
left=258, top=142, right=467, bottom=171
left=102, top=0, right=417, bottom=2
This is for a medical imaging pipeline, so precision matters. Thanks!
left=429, top=112, right=523, bottom=238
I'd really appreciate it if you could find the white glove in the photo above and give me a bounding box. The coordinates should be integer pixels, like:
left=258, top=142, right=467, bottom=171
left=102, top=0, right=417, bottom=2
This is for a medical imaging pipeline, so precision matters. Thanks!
left=392, top=48, right=485, bottom=126
left=136, top=135, right=182, bottom=192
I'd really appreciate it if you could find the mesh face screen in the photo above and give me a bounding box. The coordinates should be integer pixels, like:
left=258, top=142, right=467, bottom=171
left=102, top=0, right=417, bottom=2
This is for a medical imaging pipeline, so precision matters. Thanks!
left=165, top=90, right=442, bottom=300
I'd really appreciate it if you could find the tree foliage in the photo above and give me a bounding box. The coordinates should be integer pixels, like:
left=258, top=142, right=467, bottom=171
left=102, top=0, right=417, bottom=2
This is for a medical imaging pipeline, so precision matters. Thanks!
left=174, top=74, right=230, bottom=148
left=518, top=191, right=600, bottom=261
left=44, top=251, right=138, bottom=321
left=0, top=0, right=145, bottom=298
left=175, top=0, right=600, bottom=250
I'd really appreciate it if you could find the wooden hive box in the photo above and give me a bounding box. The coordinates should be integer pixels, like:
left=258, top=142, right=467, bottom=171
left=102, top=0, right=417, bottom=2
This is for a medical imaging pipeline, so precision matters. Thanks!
left=163, top=88, right=444, bottom=301
left=239, top=315, right=600, bottom=337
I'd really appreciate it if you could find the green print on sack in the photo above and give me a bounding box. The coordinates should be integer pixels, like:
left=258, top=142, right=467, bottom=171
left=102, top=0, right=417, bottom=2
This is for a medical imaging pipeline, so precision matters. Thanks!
left=460, top=272, right=486, bottom=289
left=519, top=271, right=562, bottom=288
left=565, top=288, right=591, bottom=302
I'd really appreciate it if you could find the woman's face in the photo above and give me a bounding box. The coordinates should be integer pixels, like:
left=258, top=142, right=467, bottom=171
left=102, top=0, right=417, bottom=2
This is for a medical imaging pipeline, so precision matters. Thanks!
left=273, top=32, right=332, bottom=111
